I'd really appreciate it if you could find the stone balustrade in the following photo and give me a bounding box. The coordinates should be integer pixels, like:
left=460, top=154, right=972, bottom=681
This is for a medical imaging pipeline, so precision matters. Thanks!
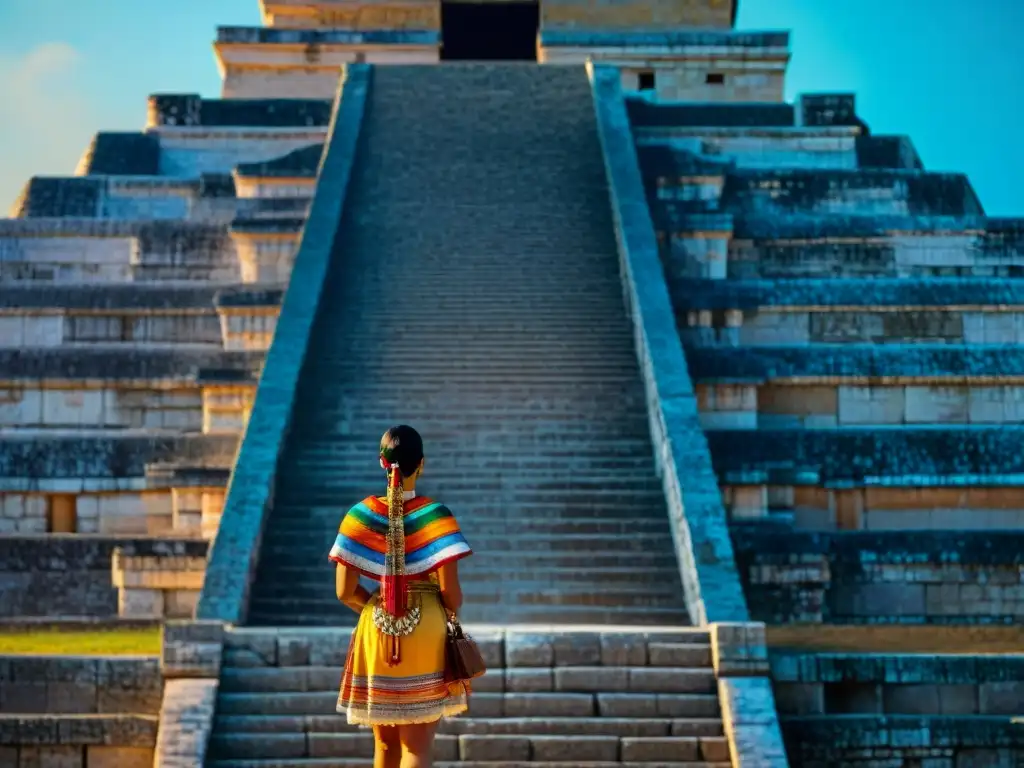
left=731, top=526, right=1024, bottom=624
left=588, top=63, right=748, bottom=625
left=111, top=540, right=210, bottom=619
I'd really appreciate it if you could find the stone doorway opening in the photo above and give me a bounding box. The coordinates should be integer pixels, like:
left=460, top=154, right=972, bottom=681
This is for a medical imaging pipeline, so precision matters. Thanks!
left=440, top=1, right=540, bottom=61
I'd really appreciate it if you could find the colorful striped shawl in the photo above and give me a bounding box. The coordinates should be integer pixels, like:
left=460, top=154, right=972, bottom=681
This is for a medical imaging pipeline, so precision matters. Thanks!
left=328, top=496, right=472, bottom=579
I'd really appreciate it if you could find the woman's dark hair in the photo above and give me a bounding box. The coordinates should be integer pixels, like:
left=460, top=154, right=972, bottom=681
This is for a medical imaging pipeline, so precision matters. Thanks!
left=379, top=425, right=424, bottom=624
left=380, top=425, right=424, bottom=479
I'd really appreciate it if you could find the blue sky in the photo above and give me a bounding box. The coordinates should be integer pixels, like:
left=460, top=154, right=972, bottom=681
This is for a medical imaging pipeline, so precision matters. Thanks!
left=0, top=0, right=1021, bottom=216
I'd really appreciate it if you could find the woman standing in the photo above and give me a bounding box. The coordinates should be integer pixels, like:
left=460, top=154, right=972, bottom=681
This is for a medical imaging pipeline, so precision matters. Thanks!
left=330, top=425, right=473, bottom=768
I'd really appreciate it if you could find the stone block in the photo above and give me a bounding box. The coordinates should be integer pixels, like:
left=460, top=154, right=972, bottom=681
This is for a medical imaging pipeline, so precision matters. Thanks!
left=467, top=630, right=503, bottom=669
left=502, top=693, right=593, bottom=717
left=84, top=747, right=152, bottom=768
left=307, top=632, right=352, bottom=668
left=551, top=632, right=601, bottom=666
left=629, top=667, right=715, bottom=693
left=531, top=735, right=617, bottom=761
left=46, top=684, right=98, bottom=715
left=458, top=734, right=529, bottom=761
left=505, top=669, right=553, bottom=693
left=711, top=622, right=769, bottom=676
left=772, top=682, right=824, bottom=715
left=118, top=589, right=163, bottom=619
left=504, top=633, right=553, bottom=667
left=648, top=641, right=713, bottom=667
left=979, top=681, right=1024, bottom=715
left=18, top=747, right=82, bottom=768
left=596, top=692, right=657, bottom=718
left=553, top=667, right=628, bottom=692
left=277, top=635, right=311, bottom=667
left=1, top=682, right=48, bottom=711
left=598, top=632, right=647, bottom=666
left=222, top=630, right=276, bottom=667
left=161, top=621, right=224, bottom=680
left=622, top=736, right=699, bottom=761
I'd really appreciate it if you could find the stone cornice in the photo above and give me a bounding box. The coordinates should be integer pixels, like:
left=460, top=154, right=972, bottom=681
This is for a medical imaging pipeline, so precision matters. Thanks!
left=0, top=348, right=263, bottom=384
left=708, top=426, right=1024, bottom=485
left=0, top=433, right=238, bottom=480
left=670, top=278, right=1024, bottom=311
left=685, top=343, right=1024, bottom=383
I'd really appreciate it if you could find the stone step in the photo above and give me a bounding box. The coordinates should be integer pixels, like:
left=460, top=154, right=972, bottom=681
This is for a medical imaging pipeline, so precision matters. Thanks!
left=212, top=715, right=724, bottom=738
left=251, top=582, right=684, bottom=605
left=214, top=691, right=720, bottom=718
left=260, top=532, right=678, bottom=557
left=217, top=663, right=715, bottom=695
left=264, top=518, right=673, bottom=538
left=245, top=606, right=693, bottom=627
left=207, top=732, right=731, bottom=763
left=264, top=565, right=682, bottom=586
left=276, top=478, right=665, bottom=494
left=270, top=506, right=671, bottom=522
left=267, top=551, right=681, bottom=571
left=246, top=588, right=688, bottom=614
left=208, top=760, right=731, bottom=768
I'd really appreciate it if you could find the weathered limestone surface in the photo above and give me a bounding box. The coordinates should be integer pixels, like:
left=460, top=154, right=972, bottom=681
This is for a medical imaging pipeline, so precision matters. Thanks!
left=0, top=655, right=162, bottom=715
left=781, top=716, right=1024, bottom=768
left=112, top=542, right=209, bottom=619
left=546, top=30, right=788, bottom=103
left=732, top=526, right=1024, bottom=624
left=0, top=434, right=237, bottom=486
left=0, top=537, right=206, bottom=618
left=772, top=651, right=1024, bottom=717
left=153, top=678, right=219, bottom=768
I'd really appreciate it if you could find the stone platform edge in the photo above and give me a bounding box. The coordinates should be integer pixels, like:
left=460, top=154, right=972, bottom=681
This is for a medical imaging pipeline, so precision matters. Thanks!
left=194, top=64, right=370, bottom=627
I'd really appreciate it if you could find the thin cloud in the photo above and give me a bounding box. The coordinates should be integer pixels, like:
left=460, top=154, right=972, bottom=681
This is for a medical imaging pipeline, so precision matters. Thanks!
left=0, top=42, right=102, bottom=213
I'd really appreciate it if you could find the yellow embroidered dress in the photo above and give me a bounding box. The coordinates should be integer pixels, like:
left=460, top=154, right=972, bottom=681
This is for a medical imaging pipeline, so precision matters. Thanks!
left=329, top=494, right=473, bottom=725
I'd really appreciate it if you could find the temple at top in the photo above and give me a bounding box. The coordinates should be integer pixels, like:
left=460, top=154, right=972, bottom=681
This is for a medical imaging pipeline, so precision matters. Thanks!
left=2, top=0, right=1024, bottom=766
left=217, top=0, right=763, bottom=99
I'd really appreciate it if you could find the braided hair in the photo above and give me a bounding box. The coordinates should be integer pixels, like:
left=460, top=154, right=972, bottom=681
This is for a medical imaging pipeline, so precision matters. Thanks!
left=378, top=425, right=424, bottom=619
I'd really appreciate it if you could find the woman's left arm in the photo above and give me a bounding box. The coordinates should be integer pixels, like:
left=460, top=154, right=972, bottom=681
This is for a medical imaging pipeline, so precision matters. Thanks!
left=336, top=564, right=371, bottom=613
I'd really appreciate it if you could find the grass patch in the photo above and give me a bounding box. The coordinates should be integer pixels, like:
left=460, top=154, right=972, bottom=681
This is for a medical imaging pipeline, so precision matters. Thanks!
left=0, top=626, right=161, bottom=656
left=767, top=624, right=1024, bottom=655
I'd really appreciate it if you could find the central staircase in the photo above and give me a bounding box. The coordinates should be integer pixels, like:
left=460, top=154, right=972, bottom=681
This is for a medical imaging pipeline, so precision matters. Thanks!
left=247, top=64, right=688, bottom=629
left=208, top=64, right=724, bottom=766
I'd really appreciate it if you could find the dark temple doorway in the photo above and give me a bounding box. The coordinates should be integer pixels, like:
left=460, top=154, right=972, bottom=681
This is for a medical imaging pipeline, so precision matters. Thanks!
left=441, top=1, right=540, bottom=61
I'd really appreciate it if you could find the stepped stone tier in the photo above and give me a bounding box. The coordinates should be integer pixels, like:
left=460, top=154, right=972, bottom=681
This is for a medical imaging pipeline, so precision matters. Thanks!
left=2, top=0, right=1024, bottom=765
